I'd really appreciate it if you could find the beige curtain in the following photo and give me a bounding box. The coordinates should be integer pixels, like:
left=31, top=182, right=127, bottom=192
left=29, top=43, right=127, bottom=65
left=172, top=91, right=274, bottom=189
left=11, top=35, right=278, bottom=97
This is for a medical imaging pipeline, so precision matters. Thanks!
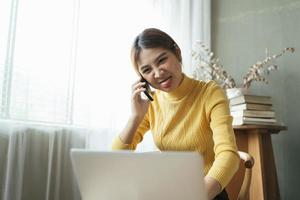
left=0, top=122, right=88, bottom=200
left=155, top=0, right=211, bottom=75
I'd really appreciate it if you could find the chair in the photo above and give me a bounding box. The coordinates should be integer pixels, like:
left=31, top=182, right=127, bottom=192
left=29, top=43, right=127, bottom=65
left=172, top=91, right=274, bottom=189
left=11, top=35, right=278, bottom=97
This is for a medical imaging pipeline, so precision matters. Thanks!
left=226, top=151, right=255, bottom=200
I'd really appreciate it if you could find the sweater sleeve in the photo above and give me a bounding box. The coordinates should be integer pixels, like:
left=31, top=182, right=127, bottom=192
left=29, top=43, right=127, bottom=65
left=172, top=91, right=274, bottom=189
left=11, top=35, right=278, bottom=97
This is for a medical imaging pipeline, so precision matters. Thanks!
left=111, top=112, right=150, bottom=150
left=204, top=81, right=240, bottom=189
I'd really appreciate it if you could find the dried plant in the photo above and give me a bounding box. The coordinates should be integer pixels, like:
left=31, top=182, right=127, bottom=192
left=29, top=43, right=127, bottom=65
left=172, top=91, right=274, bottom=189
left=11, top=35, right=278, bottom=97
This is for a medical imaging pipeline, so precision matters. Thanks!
left=192, top=41, right=295, bottom=89
left=242, top=47, right=295, bottom=88
left=192, top=42, right=236, bottom=89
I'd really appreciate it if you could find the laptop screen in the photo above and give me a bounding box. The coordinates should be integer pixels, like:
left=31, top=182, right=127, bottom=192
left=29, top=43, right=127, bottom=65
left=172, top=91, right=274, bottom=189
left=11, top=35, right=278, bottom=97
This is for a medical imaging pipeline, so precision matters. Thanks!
left=70, top=150, right=207, bottom=200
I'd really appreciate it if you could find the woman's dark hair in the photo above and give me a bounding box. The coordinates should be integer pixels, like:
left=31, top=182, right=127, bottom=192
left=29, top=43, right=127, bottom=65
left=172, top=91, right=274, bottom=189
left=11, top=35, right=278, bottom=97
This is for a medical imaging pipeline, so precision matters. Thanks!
left=131, top=28, right=181, bottom=72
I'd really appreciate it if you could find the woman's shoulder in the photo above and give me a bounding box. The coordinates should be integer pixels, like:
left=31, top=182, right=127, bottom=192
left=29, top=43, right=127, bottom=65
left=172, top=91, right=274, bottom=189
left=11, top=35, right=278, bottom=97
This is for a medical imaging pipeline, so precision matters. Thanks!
left=203, top=80, right=222, bottom=91
left=192, top=79, right=226, bottom=100
left=192, top=78, right=221, bottom=92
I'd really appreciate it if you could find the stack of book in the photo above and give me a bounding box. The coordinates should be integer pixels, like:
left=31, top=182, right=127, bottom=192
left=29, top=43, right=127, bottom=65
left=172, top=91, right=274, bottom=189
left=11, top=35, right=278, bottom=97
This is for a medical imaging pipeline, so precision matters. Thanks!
left=228, top=94, right=278, bottom=126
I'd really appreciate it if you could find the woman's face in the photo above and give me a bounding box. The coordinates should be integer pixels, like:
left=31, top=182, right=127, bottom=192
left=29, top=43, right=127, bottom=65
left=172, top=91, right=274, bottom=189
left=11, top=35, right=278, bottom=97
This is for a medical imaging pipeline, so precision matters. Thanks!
left=137, top=47, right=183, bottom=92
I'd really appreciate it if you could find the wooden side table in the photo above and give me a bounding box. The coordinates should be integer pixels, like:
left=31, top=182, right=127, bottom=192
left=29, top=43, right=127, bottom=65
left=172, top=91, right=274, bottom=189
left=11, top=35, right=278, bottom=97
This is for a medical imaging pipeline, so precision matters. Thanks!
left=232, top=125, right=287, bottom=200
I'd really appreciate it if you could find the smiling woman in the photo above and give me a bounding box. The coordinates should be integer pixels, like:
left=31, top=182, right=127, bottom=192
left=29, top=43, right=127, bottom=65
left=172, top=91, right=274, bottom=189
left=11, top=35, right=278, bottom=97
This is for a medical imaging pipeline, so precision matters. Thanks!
left=136, top=48, right=183, bottom=92
left=131, top=28, right=183, bottom=93
left=112, top=28, right=240, bottom=200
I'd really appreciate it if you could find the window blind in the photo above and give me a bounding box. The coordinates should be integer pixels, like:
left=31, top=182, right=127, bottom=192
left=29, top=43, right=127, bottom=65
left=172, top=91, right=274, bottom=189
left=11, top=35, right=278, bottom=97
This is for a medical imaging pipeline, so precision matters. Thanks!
left=1, top=0, right=79, bottom=124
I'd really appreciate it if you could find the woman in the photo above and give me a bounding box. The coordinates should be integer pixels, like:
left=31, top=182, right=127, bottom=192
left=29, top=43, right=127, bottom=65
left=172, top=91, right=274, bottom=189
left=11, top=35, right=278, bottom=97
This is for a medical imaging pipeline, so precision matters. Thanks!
left=112, top=28, right=240, bottom=200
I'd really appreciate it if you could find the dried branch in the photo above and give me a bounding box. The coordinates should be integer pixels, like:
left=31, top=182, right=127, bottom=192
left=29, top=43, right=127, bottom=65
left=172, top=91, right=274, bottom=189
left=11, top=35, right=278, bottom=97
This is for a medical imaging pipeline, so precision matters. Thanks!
left=192, top=41, right=295, bottom=89
left=192, top=41, right=236, bottom=89
left=242, top=47, right=295, bottom=88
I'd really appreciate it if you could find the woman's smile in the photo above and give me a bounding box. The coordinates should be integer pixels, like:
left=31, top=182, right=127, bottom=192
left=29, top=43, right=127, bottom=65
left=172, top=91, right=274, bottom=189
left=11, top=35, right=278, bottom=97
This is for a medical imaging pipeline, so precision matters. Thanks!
left=158, top=76, right=172, bottom=89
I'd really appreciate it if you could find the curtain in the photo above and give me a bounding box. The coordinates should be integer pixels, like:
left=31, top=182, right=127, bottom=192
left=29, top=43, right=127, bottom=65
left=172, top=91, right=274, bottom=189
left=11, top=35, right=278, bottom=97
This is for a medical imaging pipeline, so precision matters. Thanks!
left=0, top=121, right=88, bottom=200
left=155, top=0, right=211, bottom=75
left=0, top=0, right=210, bottom=199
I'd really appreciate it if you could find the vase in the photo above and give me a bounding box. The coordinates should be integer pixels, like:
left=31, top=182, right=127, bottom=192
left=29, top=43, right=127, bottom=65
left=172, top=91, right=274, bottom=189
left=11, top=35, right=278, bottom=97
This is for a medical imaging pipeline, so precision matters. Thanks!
left=226, top=87, right=249, bottom=99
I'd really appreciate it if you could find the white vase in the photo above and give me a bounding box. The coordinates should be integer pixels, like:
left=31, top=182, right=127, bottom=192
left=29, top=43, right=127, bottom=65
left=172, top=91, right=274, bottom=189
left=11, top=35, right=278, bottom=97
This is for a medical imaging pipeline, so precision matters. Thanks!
left=226, top=88, right=249, bottom=99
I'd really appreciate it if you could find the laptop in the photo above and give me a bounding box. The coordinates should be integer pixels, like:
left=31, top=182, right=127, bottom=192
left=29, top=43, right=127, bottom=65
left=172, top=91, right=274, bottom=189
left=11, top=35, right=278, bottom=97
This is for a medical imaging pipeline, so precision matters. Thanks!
left=70, top=149, right=207, bottom=200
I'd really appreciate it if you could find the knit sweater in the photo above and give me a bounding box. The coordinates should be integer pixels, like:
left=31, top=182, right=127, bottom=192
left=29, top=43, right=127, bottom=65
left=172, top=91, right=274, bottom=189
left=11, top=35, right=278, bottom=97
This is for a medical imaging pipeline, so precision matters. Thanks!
left=112, top=73, right=240, bottom=189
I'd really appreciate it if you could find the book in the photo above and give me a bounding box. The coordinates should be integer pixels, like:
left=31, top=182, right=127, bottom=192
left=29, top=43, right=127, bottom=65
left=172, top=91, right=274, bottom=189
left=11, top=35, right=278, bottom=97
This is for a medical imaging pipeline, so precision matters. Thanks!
left=230, top=103, right=273, bottom=112
left=232, top=116, right=277, bottom=126
left=229, top=95, right=272, bottom=106
left=231, top=110, right=276, bottom=118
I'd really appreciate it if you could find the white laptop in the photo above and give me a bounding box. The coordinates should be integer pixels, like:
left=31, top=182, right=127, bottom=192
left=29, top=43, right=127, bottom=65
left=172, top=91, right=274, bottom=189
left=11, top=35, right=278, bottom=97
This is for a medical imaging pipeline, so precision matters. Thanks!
left=70, top=149, right=207, bottom=200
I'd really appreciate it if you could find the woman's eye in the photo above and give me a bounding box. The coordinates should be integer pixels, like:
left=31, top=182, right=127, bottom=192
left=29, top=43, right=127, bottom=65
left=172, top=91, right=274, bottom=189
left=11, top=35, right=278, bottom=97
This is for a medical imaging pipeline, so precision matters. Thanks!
left=158, top=57, right=166, bottom=64
left=142, top=68, right=150, bottom=74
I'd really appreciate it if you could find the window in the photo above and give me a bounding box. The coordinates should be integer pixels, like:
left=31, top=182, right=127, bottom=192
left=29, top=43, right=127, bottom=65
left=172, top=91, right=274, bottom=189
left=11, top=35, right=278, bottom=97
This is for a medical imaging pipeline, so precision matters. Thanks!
left=0, top=0, right=165, bottom=128
left=0, top=0, right=210, bottom=129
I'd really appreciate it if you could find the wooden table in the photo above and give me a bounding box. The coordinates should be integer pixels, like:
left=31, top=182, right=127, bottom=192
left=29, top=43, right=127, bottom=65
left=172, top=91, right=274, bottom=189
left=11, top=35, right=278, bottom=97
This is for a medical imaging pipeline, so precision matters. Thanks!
left=232, top=125, right=287, bottom=200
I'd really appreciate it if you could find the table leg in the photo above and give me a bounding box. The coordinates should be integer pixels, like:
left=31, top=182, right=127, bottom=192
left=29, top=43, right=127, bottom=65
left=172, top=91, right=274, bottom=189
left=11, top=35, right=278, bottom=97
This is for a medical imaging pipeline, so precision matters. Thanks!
left=234, top=129, right=281, bottom=200
left=248, top=130, right=267, bottom=200
left=262, top=133, right=281, bottom=200
left=234, top=127, right=283, bottom=200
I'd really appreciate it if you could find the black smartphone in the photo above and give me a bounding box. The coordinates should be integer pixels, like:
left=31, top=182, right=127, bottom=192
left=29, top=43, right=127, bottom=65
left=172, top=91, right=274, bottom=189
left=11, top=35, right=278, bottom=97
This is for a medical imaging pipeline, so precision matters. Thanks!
left=141, top=77, right=154, bottom=101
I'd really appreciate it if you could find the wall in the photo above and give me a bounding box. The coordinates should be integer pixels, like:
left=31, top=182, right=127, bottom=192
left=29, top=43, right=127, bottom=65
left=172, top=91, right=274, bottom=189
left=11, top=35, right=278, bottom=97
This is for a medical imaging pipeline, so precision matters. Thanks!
left=211, top=0, right=300, bottom=199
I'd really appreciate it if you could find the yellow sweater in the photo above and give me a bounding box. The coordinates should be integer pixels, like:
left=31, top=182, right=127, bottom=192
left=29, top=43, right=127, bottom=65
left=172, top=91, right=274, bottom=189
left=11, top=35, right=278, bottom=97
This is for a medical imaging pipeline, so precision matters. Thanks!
left=112, top=73, right=240, bottom=189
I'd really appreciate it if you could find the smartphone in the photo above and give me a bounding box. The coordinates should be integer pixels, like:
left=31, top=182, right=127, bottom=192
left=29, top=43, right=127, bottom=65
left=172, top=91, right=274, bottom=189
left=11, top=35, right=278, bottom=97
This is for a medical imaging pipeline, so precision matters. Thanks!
left=141, top=77, right=154, bottom=101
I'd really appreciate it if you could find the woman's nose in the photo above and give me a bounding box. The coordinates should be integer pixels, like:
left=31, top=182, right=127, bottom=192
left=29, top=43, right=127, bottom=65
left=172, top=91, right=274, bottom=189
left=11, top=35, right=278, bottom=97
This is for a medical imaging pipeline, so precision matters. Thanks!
left=154, top=68, right=164, bottom=78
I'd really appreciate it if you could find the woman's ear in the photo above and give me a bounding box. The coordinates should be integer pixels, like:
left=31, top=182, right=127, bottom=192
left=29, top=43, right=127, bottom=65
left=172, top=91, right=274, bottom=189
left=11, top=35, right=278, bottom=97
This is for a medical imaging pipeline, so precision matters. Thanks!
left=175, top=47, right=182, bottom=63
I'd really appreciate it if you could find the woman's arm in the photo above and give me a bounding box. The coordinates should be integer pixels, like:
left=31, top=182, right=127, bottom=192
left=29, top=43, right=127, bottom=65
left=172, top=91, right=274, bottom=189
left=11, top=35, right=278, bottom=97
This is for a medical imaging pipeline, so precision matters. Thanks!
left=119, top=116, right=144, bottom=144
left=204, top=82, right=240, bottom=195
left=111, top=114, right=149, bottom=150
left=112, top=79, right=150, bottom=149
left=204, top=176, right=222, bottom=200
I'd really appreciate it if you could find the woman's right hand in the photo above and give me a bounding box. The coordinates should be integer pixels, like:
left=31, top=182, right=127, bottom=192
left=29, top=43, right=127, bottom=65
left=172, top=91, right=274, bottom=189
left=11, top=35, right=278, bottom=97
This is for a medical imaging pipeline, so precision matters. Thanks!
left=131, top=79, right=151, bottom=121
